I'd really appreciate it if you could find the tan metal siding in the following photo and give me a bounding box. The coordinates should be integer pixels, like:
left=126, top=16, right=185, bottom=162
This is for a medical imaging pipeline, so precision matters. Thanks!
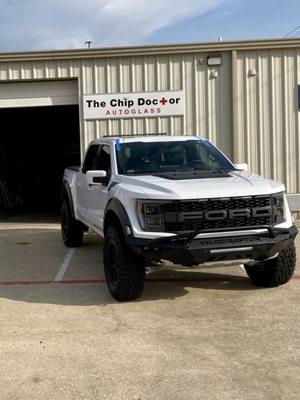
left=234, top=48, right=300, bottom=194
left=0, top=53, right=233, bottom=158
left=0, top=42, right=298, bottom=195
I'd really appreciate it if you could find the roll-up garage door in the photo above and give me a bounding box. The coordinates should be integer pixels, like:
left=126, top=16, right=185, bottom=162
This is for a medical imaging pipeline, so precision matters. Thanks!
left=0, top=80, right=78, bottom=108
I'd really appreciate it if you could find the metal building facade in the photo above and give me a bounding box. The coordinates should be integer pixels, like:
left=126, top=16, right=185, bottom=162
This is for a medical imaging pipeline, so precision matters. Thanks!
left=234, top=47, right=300, bottom=195
left=0, top=38, right=299, bottom=195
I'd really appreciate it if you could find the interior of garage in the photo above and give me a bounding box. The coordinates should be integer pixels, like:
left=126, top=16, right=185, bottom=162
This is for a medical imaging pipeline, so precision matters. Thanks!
left=0, top=105, right=80, bottom=218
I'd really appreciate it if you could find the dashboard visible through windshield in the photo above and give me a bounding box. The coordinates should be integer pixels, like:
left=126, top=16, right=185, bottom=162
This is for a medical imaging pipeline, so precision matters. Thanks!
left=116, top=139, right=235, bottom=175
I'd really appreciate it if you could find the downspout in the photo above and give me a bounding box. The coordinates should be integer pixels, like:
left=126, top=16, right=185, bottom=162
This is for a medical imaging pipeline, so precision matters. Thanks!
left=232, top=50, right=239, bottom=163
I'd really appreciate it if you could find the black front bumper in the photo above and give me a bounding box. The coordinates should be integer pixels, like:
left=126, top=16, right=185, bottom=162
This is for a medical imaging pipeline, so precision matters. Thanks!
left=128, top=225, right=298, bottom=265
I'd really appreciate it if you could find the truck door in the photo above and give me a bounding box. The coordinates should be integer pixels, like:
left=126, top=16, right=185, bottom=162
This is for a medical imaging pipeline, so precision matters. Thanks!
left=88, top=144, right=112, bottom=231
left=76, top=144, right=100, bottom=224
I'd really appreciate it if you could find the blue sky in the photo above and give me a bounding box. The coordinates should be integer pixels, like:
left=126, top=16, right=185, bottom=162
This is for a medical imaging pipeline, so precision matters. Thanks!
left=0, top=0, right=299, bottom=52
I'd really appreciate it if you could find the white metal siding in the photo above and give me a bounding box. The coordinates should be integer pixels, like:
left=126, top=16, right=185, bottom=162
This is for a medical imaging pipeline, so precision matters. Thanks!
left=0, top=80, right=78, bottom=108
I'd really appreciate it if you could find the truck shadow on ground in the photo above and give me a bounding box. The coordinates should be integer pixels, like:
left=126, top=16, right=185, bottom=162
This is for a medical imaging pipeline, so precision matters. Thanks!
left=0, top=227, right=266, bottom=306
left=0, top=271, right=262, bottom=307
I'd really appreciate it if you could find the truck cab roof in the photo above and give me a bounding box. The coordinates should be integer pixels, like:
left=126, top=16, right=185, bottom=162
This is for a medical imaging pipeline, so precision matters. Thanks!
left=90, top=135, right=203, bottom=145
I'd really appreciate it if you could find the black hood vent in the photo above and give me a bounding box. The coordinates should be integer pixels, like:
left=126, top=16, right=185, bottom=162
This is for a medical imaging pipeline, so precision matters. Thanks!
left=153, top=169, right=232, bottom=180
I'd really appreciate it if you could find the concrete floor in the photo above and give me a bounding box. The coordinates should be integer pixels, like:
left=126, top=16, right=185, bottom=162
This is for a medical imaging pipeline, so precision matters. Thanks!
left=0, top=220, right=299, bottom=400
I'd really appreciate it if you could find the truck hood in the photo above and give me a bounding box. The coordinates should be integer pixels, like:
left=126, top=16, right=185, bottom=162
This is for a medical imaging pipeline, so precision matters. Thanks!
left=119, top=171, right=285, bottom=200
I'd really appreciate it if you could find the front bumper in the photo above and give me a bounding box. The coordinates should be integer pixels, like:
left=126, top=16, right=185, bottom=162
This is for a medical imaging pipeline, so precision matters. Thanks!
left=128, top=225, right=298, bottom=265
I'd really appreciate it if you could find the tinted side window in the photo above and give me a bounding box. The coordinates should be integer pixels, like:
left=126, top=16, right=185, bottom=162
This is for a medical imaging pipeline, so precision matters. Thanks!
left=94, top=145, right=111, bottom=177
left=82, top=145, right=99, bottom=174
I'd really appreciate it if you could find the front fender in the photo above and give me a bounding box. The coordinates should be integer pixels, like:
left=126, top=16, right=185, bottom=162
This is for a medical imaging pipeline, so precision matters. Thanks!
left=104, top=198, right=132, bottom=238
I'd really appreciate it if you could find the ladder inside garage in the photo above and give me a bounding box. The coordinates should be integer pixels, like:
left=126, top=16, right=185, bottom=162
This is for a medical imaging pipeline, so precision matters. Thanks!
left=0, top=176, right=14, bottom=210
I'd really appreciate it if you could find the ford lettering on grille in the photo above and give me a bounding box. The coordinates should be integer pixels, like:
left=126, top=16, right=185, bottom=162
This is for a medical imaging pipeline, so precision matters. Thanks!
left=177, top=206, right=274, bottom=222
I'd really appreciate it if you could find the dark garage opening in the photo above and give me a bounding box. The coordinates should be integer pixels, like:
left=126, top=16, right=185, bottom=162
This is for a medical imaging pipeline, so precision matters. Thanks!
left=0, top=105, right=80, bottom=218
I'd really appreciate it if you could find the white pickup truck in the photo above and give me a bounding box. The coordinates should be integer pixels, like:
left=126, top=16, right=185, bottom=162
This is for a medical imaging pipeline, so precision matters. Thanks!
left=61, top=135, right=297, bottom=301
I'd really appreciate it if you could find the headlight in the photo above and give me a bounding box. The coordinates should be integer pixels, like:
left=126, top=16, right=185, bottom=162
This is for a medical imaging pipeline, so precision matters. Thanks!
left=137, top=201, right=165, bottom=231
left=273, top=192, right=285, bottom=223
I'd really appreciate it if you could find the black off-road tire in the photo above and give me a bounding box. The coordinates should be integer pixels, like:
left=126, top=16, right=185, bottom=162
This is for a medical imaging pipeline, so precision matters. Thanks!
left=61, top=200, right=83, bottom=247
left=245, top=243, right=296, bottom=287
left=104, top=225, right=146, bottom=301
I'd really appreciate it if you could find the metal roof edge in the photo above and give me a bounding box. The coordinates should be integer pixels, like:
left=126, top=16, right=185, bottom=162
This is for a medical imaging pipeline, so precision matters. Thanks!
left=0, top=38, right=300, bottom=62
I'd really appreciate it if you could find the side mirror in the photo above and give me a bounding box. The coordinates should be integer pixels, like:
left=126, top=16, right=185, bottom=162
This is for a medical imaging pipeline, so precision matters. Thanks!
left=86, top=170, right=107, bottom=186
left=235, top=163, right=248, bottom=171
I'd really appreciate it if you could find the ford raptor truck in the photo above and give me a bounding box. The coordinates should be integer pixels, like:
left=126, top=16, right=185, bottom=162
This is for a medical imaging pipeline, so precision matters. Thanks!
left=61, top=135, right=297, bottom=301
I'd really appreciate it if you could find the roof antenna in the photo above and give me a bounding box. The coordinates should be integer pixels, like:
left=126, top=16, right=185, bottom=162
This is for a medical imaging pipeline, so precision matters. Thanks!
left=85, top=41, right=92, bottom=49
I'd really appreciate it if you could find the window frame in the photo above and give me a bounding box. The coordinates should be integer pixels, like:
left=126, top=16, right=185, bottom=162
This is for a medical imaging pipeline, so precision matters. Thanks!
left=81, top=144, right=101, bottom=174
left=93, top=145, right=112, bottom=179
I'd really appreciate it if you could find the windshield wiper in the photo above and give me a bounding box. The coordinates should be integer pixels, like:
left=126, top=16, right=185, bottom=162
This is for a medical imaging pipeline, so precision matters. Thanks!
left=127, top=170, right=160, bottom=175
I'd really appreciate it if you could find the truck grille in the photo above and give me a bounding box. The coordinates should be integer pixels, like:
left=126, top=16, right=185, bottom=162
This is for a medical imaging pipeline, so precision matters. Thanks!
left=163, top=194, right=284, bottom=232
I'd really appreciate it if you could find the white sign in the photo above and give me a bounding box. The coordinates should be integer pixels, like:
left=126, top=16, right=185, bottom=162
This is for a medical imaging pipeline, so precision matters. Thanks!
left=83, top=90, right=184, bottom=120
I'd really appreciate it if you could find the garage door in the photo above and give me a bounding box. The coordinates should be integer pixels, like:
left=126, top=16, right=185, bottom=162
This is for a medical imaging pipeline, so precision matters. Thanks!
left=0, top=80, right=78, bottom=108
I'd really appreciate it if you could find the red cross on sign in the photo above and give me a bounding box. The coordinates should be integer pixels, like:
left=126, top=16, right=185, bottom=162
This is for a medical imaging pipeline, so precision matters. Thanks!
left=160, top=97, right=168, bottom=105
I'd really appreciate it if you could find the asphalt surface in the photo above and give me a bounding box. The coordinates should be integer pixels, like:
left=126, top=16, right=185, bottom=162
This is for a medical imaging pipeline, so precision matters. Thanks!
left=0, top=219, right=299, bottom=400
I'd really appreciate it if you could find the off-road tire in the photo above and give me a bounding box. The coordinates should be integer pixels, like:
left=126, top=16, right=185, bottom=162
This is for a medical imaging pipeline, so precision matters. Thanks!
left=245, top=242, right=296, bottom=287
left=61, top=200, right=83, bottom=247
left=104, top=225, right=146, bottom=301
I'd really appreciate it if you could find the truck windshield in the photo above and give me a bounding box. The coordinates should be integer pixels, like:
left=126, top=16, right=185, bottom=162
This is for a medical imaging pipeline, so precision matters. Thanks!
left=116, top=139, right=235, bottom=175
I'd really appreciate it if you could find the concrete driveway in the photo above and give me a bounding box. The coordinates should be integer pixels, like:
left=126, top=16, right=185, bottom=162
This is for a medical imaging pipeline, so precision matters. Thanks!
left=0, top=219, right=299, bottom=400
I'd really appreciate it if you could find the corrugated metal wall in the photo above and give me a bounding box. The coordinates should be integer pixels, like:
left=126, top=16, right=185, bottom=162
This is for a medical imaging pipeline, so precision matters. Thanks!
left=79, top=52, right=233, bottom=158
left=0, top=45, right=299, bottom=194
left=0, top=53, right=233, bottom=160
left=234, top=48, right=300, bottom=194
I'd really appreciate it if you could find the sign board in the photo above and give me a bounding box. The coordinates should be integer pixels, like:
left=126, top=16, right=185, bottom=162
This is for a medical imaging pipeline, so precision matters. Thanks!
left=83, top=90, right=184, bottom=120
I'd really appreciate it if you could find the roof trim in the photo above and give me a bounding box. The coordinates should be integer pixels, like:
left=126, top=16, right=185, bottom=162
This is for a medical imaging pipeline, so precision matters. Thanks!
left=0, top=38, right=300, bottom=62
left=91, top=135, right=200, bottom=144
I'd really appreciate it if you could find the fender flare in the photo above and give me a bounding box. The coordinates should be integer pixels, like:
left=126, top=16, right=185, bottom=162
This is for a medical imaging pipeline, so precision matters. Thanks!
left=62, top=181, right=76, bottom=220
left=104, top=198, right=132, bottom=236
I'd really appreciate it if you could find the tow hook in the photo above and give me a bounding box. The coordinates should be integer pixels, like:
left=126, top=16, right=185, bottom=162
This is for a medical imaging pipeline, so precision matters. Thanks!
left=145, top=258, right=164, bottom=274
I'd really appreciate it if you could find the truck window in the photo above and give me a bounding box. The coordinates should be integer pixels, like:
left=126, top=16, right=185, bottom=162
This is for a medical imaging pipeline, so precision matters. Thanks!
left=94, top=145, right=111, bottom=178
left=82, top=145, right=100, bottom=174
left=116, top=140, right=234, bottom=175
